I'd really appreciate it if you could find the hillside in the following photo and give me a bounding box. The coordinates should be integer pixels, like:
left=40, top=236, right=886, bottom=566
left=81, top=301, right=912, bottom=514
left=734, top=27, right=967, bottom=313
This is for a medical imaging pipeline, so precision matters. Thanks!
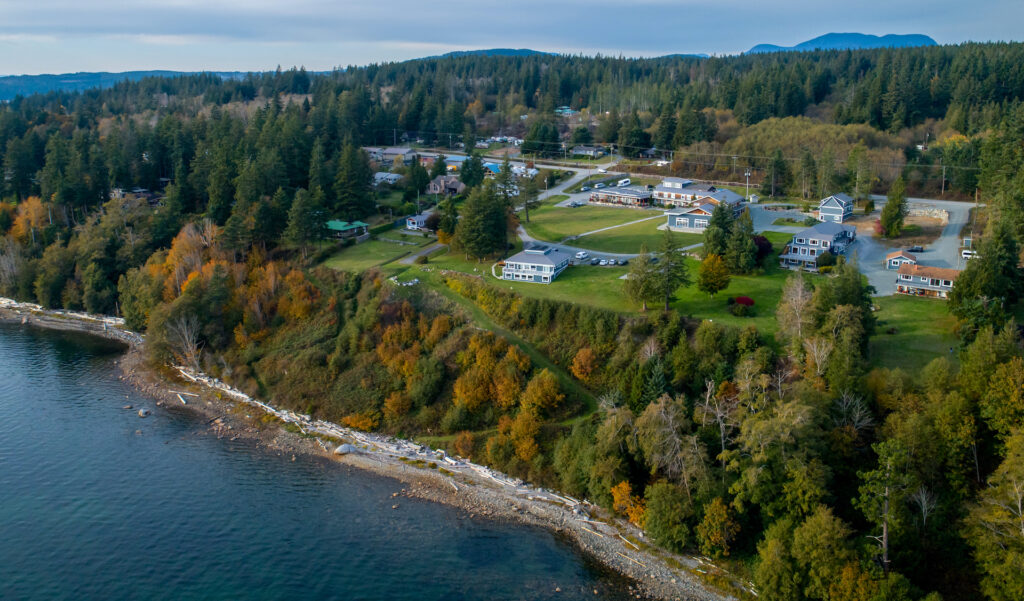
left=748, top=32, right=937, bottom=53
left=0, top=70, right=247, bottom=101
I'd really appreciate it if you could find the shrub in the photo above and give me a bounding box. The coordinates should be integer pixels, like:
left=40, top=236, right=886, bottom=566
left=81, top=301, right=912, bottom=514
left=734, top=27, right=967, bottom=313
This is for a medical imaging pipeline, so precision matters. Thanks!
left=734, top=296, right=754, bottom=306
left=414, top=255, right=429, bottom=265
left=453, top=431, right=475, bottom=458
left=816, top=252, right=837, bottom=267
left=863, top=200, right=875, bottom=214
left=803, top=216, right=819, bottom=226
left=729, top=303, right=753, bottom=317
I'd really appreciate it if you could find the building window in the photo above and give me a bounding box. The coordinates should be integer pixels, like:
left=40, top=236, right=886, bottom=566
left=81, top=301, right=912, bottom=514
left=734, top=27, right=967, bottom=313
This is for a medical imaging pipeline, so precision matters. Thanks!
left=900, top=275, right=912, bottom=281
left=796, top=238, right=805, bottom=244
left=810, top=239, right=818, bottom=246
left=822, top=241, right=830, bottom=248
left=942, top=280, right=952, bottom=287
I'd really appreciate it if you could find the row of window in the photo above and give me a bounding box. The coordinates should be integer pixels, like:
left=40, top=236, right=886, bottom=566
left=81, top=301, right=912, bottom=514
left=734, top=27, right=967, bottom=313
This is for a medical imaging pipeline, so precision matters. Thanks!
left=506, top=273, right=550, bottom=282
left=898, top=274, right=953, bottom=287
left=793, top=238, right=831, bottom=247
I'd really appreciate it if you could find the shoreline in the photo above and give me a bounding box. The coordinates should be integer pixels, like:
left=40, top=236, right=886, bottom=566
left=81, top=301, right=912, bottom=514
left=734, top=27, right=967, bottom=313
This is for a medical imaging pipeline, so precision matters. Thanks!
left=0, top=297, right=739, bottom=601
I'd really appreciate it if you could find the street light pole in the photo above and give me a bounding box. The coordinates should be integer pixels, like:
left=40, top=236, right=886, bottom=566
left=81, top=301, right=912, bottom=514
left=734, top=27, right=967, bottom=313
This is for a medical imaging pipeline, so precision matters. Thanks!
left=744, top=169, right=751, bottom=201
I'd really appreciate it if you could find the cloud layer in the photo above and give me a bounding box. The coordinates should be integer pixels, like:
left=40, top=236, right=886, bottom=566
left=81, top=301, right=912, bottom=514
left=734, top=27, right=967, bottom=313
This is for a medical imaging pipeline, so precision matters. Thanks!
left=0, top=0, right=1020, bottom=74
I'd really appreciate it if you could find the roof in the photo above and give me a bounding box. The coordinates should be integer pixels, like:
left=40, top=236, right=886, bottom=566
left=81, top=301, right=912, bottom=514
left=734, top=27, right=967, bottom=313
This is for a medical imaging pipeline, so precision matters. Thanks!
left=665, top=203, right=716, bottom=217
left=445, top=155, right=469, bottom=163
left=820, top=193, right=854, bottom=208
left=383, top=147, right=414, bottom=155
left=326, top=220, right=369, bottom=232
left=506, top=244, right=571, bottom=266
left=593, top=186, right=652, bottom=199
left=795, top=221, right=856, bottom=238
left=886, top=250, right=917, bottom=261
left=663, top=177, right=693, bottom=186
left=897, top=264, right=962, bottom=281
left=702, top=189, right=744, bottom=205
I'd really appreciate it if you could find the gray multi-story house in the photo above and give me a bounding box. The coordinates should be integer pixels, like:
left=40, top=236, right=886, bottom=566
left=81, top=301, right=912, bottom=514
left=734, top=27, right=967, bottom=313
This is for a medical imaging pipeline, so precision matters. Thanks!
left=896, top=264, right=961, bottom=298
left=779, top=221, right=857, bottom=270
left=817, top=193, right=855, bottom=223
left=502, top=245, right=572, bottom=283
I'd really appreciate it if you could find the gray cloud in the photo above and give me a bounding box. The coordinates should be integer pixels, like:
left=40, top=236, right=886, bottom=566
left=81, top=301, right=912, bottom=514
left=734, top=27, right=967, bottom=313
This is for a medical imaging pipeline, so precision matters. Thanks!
left=0, top=0, right=1020, bottom=73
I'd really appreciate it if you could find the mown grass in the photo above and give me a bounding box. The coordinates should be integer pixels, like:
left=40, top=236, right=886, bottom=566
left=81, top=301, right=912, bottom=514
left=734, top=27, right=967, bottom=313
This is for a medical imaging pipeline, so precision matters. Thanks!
left=574, top=219, right=703, bottom=254
left=869, top=295, right=959, bottom=370
left=521, top=204, right=655, bottom=242
left=322, top=238, right=422, bottom=272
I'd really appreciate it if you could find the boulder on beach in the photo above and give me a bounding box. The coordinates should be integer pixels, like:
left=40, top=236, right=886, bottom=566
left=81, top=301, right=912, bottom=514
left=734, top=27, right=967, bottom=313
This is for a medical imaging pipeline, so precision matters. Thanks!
left=137, top=408, right=150, bottom=418
left=334, top=443, right=359, bottom=456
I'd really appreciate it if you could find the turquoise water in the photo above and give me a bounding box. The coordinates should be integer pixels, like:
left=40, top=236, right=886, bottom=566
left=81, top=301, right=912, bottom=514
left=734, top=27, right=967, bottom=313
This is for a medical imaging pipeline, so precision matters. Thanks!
left=0, top=324, right=634, bottom=601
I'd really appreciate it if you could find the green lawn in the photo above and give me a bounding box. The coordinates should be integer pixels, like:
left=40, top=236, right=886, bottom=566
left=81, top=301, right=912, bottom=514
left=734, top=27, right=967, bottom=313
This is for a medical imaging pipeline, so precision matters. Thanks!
left=574, top=219, right=703, bottom=254
left=521, top=204, right=653, bottom=242
left=869, top=295, right=959, bottom=371
left=322, top=239, right=423, bottom=272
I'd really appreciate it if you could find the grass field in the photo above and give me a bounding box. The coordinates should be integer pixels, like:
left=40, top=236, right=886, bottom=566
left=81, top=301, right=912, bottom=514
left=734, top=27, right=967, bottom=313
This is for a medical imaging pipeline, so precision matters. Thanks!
left=574, top=219, right=703, bottom=254
left=869, top=295, right=959, bottom=370
left=772, top=217, right=807, bottom=227
left=332, top=226, right=954, bottom=372
left=322, top=237, right=430, bottom=272
left=521, top=204, right=653, bottom=242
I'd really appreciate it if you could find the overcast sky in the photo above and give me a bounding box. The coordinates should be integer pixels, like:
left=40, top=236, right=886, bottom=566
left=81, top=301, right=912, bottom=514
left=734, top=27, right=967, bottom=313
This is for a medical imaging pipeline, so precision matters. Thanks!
left=0, top=0, right=1020, bottom=75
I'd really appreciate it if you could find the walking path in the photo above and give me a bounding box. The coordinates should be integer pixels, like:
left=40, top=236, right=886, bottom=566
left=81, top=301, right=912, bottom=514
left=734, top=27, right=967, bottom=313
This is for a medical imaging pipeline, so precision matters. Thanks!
left=399, top=242, right=446, bottom=264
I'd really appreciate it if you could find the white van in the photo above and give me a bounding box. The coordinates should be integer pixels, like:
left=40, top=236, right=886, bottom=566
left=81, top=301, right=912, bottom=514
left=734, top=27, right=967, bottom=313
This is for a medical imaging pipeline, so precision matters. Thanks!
left=617, top=178, right=631, bottom=187
left=962, top=249, right=979, bottom=260
left=575, top=250, right=589, bottom=260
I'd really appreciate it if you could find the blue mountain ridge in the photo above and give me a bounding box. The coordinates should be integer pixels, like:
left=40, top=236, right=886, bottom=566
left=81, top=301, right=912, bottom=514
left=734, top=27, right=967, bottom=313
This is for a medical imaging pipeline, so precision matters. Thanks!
left=747, top=32, right=937, bottom=54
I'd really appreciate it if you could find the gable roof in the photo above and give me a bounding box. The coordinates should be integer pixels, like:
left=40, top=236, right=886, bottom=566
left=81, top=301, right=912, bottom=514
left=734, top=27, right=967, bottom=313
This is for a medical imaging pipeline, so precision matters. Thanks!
left=795, top=221, right=856, bottom=238
left=506, top=245, right=571, bottom=266
left=897, top=264, right=962, bottom=281
left=326, top=220, right=369, bottom=232
left=819, top=193, right=854, bottom=209
left=886, top=250, right=917, bottom=261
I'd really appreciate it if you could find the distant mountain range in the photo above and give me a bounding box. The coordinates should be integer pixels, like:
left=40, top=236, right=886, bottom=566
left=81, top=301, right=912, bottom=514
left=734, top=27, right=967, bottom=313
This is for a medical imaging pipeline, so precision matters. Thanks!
left=0, top=70, right=246, bottom=101
left=433, top=48, right=554, bottom=59
left=747, top=33, right=937, bottom=54
left=0, top=38, right=941, bottom=100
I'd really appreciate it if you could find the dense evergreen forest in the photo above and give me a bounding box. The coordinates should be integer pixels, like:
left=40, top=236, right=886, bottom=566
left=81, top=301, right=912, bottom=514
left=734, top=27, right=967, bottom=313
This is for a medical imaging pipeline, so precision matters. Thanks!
left=1, top=43, right=1024, bottom=601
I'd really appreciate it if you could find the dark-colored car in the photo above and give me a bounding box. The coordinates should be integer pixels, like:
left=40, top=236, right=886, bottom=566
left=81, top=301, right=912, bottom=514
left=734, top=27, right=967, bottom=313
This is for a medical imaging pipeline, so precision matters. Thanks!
left=619, top=259, right=629, bottom=266
left=590, top=258, right=600, bottom=265
left=908, top=245, right=924, bottom=253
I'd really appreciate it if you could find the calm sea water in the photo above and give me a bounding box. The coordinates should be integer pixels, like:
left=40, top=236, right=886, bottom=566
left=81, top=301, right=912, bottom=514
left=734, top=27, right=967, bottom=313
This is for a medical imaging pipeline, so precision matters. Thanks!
left=0, top=324, right=635, bottom=601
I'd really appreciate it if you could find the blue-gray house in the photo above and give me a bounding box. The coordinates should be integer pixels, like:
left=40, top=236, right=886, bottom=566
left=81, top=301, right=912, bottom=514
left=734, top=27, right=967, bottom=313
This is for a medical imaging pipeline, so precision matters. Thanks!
left=665, top=203, right=716, bottom=233
left=817, top=193, right=854, bottom=223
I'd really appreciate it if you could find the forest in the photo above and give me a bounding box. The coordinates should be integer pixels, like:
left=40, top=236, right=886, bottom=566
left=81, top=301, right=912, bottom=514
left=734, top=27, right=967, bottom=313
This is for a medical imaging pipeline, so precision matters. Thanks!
left=1, top=43, right=1023, bottom=601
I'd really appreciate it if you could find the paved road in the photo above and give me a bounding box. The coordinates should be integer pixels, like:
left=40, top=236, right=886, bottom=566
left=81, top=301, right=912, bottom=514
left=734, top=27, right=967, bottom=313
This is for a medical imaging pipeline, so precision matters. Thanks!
left=439, top=150, right=977, bottom=296
left=399, top=242, right=446, bottom=264
left=750, top=198, right=976, bottom=296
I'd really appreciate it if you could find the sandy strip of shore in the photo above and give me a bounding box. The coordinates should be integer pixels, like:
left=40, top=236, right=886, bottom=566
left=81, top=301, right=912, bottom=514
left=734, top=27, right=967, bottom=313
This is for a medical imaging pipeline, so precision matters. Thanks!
left=0, top=296, right=742, bottom=601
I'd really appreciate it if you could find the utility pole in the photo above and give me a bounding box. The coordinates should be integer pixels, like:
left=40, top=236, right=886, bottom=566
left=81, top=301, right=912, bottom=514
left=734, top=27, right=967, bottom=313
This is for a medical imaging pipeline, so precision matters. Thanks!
left=744, top=168, right=751, bottom=201
left=732, top=155, right=737, bottom=177
left=941, top=164, right=947, bottom=196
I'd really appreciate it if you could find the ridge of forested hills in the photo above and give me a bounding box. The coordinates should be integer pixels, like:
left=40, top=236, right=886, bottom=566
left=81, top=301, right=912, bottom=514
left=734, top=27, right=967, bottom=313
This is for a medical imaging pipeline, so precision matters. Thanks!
left=0, top=70, right=251, bottom=101
left=748, top=32, right=938, bottom=54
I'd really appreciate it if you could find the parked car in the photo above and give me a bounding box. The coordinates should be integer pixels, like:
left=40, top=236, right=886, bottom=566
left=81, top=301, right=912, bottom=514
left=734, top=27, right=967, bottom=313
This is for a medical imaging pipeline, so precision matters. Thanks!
left=962, top=249, right=979, bottom=260
left=908, top=245, right=924, bottom=253
left=580, top=186, right=591, bottom=192
left=594, top=182, right=606, bottom=189
left=617, top=178, right=631, bottom=187
left=599, top=259, right=608, bottom=266
left=619, top=259, right=629, bottom=266
left=590, top=258, right=600, bottom=265
left=597, top=168, right=608, bottom=173
left=575, top=250, right=589, bottom=260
